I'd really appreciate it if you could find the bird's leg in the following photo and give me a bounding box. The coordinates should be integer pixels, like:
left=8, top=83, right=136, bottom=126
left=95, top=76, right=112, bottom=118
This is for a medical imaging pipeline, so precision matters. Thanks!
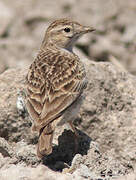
left=69, top=121, right=79, bottom=153
left=69, top=121, right=79, bottom=137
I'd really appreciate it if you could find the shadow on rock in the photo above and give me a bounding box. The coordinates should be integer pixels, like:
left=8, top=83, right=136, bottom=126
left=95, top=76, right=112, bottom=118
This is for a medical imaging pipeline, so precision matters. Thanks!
left=42, top=129, right=91, bottom=171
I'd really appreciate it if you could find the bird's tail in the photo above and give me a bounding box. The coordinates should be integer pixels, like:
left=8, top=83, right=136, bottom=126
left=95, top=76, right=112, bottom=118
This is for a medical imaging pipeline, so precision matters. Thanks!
left=37, top=124, right=54, bottom=158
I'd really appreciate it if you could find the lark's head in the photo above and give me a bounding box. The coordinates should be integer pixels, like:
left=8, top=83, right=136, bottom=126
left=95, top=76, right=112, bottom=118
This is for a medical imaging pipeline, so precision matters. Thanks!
left=42, top=19, right=95, bottom=51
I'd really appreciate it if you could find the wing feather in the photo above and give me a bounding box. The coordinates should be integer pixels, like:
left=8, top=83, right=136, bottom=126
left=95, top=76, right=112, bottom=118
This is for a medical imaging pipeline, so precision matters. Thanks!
left=26, top=49, right=87, bottom=130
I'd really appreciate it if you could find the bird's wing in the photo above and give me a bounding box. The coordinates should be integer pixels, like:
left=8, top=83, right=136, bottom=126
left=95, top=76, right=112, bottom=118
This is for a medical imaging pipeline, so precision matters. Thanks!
left=26, top=50, right=87, bottom=130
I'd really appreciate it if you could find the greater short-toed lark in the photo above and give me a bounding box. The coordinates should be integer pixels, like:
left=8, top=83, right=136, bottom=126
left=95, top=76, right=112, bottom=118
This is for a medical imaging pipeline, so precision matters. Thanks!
left=26, top=19, right=95, bottom=158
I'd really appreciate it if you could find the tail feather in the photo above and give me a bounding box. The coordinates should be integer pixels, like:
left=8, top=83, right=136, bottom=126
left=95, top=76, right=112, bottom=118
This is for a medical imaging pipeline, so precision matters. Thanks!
left=37, top=124, right=54, bottom=158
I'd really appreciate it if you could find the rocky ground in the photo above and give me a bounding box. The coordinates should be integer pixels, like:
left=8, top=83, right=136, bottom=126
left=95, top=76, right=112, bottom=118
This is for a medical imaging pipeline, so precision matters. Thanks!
left=0, top=0, right=136, bottom=179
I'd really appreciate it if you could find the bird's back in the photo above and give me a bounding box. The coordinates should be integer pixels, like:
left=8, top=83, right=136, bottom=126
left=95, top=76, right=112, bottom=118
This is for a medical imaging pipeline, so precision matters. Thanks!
left=26, top=46, right=87, bottom=131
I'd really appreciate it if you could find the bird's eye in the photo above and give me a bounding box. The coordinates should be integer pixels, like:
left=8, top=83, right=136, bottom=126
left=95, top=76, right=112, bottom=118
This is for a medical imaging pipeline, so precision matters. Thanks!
left=64, top=27, right=71, bottom=33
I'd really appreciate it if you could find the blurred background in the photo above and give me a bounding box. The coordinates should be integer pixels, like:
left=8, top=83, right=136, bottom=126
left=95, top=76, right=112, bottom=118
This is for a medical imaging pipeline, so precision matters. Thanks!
left=0, top=0, right=136, bottom=74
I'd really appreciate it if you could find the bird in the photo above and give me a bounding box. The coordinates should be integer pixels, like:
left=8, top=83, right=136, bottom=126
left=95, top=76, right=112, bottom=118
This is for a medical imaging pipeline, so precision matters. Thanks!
left=26, top=18, right=95, bottom=158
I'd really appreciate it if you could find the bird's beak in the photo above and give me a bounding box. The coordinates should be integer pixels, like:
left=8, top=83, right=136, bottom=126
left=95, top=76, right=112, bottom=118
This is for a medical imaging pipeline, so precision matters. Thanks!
left=75, top=25, right=95, bottom=35
left=82, top=26, right=96, bottom=33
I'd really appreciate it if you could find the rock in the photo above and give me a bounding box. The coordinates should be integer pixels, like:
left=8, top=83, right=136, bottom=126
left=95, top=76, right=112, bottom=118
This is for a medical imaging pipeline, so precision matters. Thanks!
left=0, top=138, right=14, bottom=158
left=16, top=90, right=28, bottom=117
left=0, top=59, right=136, bottom=179
left=0, top=59, right=7, bottom=74
left=83, top=60, right=136, bottom=159
left=116, top=166, right=136, bottom=180
left=0, top=2, right=13, bottom=36
left=15, top=140, right=39, bottom=165
left=0, top=68, right=32, bottom=142
left=72, top=164, right=92, bottom=179
left=0, top=164, right=71, bottom=180
left=117, top=173, right=136, bottom=180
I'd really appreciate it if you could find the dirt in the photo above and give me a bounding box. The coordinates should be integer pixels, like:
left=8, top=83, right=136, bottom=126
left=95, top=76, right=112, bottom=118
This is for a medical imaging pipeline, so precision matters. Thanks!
left=0, top=0, right=136, bottom=179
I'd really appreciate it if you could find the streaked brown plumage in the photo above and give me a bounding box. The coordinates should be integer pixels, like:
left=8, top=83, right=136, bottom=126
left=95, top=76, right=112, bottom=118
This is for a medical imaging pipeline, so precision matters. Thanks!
left=26, top=18, right=95, bottom=158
